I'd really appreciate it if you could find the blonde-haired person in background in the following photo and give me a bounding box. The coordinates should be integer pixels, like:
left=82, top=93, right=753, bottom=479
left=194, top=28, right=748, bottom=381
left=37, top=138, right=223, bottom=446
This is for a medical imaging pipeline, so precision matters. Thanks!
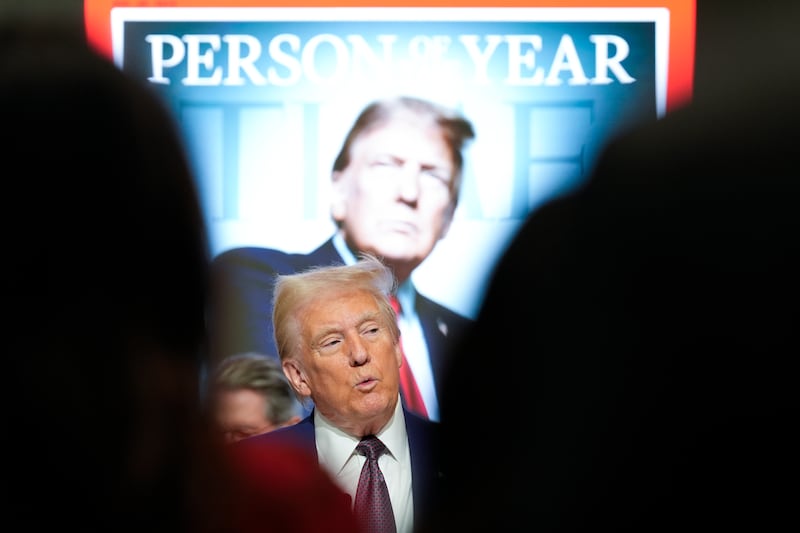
left=211, top=352, right=302, bottom=443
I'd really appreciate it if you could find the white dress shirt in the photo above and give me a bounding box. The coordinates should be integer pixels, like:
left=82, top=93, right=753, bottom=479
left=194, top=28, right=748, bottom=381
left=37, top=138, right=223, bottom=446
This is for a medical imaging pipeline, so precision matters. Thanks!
left=315, top=397, right=415, bottom=533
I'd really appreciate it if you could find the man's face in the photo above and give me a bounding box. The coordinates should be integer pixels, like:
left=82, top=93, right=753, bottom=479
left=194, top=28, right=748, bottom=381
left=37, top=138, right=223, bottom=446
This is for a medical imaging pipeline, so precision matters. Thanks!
left=214, top=388, right=276, bottom=443
left=282, top=288, right=402, bottom=435
left=331, top=113, right=456, bottom=272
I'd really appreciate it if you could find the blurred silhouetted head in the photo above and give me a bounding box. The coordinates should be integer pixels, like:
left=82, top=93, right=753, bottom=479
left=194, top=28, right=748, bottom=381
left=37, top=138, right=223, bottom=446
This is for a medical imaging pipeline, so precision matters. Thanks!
left=2, top=20, right=213, bottom=530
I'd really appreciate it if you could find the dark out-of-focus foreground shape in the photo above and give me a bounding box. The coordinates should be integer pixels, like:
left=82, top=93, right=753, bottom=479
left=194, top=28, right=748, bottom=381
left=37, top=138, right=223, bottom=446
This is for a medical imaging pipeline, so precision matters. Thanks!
left=1, top=19, right=356, bottom=533
left=1, top=18, right=215, bottom=531
left=425, top=2, right=800, bottom=531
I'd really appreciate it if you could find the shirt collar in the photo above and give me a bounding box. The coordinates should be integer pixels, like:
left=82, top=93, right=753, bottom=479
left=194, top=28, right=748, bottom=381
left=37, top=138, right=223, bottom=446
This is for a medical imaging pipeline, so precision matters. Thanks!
left=332, top=231, right=357, bottom=265
left=314, top=396, right=408, bottom=474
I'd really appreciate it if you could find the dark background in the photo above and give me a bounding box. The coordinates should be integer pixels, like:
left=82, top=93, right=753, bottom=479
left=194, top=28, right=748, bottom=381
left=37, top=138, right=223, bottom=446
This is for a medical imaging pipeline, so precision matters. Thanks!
left=1, top=0, right=84, bottom=29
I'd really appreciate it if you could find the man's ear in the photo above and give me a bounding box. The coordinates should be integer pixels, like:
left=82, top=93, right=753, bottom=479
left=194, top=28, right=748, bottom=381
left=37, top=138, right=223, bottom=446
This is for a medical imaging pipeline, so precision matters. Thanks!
left=282, top=360, right=311, bottom=398
left=330, top=171, right=347, bottom=223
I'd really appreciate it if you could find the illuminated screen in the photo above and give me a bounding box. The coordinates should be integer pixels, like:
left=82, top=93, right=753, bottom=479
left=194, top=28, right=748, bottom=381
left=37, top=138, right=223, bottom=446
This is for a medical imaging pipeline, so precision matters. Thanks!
left=85, top=0, right=695, bottom=320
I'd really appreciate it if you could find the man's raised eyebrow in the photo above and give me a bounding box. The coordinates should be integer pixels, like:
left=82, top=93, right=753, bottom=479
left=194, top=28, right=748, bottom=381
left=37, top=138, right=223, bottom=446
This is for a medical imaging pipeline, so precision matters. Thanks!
left=357, top=310, right=384, bottom=327
left=310, top=309, right=382, bottom=343
left=310, top=324, right=344, bottom=347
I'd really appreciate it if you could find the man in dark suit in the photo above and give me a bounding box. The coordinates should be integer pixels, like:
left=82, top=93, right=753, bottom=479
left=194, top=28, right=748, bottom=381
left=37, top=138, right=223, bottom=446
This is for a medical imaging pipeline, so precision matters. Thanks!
left=211, top=95, right=475, bottom=421
left=239, top=255, right=443, bottom=533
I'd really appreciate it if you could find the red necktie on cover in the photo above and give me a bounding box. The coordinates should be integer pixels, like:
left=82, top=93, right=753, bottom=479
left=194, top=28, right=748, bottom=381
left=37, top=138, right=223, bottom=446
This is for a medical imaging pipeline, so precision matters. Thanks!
left=354, top=435, right=396, bottom=533
left=389, top=295, right=429, bottom=419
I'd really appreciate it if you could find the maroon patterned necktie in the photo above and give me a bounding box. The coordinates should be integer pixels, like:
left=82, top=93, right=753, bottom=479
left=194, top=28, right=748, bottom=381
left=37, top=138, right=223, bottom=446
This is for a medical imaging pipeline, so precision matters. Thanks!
left=354, top=436, right=396, bottom=533
left=389, top=295, right=429, bottom=418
